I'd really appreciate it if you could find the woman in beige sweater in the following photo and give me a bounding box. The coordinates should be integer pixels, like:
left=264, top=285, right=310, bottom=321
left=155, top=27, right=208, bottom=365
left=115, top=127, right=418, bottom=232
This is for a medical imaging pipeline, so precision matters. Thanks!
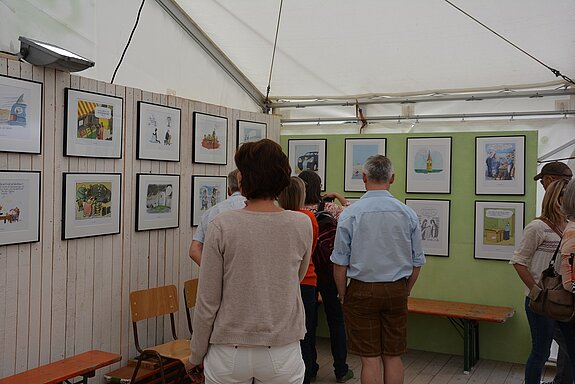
left=189, top=139, right=313, bottom=384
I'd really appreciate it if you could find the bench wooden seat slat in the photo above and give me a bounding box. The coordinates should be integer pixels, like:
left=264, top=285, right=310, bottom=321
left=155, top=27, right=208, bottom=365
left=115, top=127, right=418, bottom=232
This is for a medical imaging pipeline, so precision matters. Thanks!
left=408, top=297, right=515, bottom=323
left=0, top=350, right=121, bottom=384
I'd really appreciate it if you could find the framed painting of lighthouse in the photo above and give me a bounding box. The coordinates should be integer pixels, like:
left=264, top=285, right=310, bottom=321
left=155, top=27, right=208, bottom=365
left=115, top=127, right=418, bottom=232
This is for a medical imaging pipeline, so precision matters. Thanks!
left=193, top=112, right=228, bottom=165
left=0, top=75, right=42, bottom=154
left=64, top=88, right=123, bottom=158
left=344, top=138, right=386, bottom=192
left=136, top=173, right=180, bottom=231
left=406, top=137, right=452, bottom=194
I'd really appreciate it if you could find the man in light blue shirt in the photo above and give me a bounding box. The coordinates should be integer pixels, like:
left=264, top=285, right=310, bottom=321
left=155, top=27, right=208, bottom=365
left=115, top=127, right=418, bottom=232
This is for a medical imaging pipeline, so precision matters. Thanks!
left=331, top=155, right=425, bottom=384
left=189, top=169, right=246, bottom=265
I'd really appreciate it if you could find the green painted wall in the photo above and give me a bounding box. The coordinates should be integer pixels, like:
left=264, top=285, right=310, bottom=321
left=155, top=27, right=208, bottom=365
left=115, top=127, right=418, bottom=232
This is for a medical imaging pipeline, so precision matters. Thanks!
left=281, top=131, right=538, bottom=364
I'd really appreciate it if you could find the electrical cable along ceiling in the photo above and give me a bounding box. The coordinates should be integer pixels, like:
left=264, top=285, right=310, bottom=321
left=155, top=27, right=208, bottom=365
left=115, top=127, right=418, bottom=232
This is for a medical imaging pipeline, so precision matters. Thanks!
left=172, top=0, right=575, bottom=102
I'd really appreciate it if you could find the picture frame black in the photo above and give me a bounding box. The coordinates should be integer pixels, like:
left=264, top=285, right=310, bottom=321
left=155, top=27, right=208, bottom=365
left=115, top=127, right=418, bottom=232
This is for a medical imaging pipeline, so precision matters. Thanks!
left=236, top=120, right=267, bottom=148
left=288, top=138, right=327, bottom=192
left=136, top=173, right=180, bottom=231
left=405, top=137, right=452, bottom=194
left=137, top=101, right=181, bottom=161
left=0, top=170, right=41, bottom=246
left=193, top=112, right=228, bottom=165
left=191, top=175, right=227, bottom=226
left=475, top=135, right=525, bottom=195
left=0, top=75, right=43, bottom=154
left=64, top=88, right=124, bottom=158
left=405, top=198, right=451, bottom=257
left=62, top=172, right=122, bottom=240
left=344, top=138, right=386, bottom=192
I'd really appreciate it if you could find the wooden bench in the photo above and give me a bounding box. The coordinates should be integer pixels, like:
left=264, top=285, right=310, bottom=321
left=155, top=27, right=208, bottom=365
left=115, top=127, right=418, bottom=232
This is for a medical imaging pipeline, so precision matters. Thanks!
left=408, top=297, right=515, bottom=373
left=0, top=350, right=121, bottom=384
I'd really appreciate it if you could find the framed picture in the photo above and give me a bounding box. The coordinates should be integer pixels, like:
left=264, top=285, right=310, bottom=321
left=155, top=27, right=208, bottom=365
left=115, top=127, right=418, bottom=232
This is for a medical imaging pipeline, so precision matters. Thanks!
left=64, top=88, right=123, bottom=158
left=474, top=201, right=524, bottom=261
left=405, top=199, right=450, bottom=257
left=137, top=101, right=181, bottom=161
left=136, top=174, right=180, bottom=231
left=288, top=139, right=327, bottom=191
left=193, top=112, right=228, bottom=164
left=62, top=173, right=122, bottom=240
left=237, top=120, right=266, bottom=148
left=0, top=75, right=42, bottom=154
left=406, top=137, right=452, bottom=194
left=475, top=135, right=525, bottom=195
left=344, top=138, right=386, bottom=192
left=191, top=176, right=227, bottom=226
left=0, top=171, right=41, bottom=246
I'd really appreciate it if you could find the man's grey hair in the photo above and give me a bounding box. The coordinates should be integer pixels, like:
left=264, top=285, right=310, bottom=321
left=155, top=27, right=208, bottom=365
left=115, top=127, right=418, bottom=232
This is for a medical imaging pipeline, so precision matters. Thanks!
left=363, top=155, right=393, bottom=183
left=562, top=178, right=575, bottom=220
left=227, top=169, right=241, bottom=192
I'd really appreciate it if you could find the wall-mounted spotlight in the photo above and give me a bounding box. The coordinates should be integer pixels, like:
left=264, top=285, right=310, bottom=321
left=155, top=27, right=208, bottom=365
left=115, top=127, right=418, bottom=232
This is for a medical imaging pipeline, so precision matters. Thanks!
left=18, top=36, right=95, bottom=72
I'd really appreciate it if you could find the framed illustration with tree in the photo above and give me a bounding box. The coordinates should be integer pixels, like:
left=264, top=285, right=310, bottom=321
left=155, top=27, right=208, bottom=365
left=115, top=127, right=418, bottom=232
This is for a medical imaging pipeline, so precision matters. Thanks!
left=136, top=173, right=180, bottom=231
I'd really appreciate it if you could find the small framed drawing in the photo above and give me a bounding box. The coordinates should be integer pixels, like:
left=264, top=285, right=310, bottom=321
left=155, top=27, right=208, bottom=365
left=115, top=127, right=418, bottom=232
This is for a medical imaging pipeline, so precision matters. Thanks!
left=191, top=176, right=227, bottom=226
left=406, top=137, right=452, bottom=194
left=475, top=135, right=525, bottom=195
left=288, top=139, right=327, bottom=191
left=344, top=138, right=386, bottom=192
left=237, top=120, right=266, bottom=148
left=62, top=173, right=122, bottom=240
left=0, top=75, right=42, bottom=154
left=64, top=88, right=123, bottom=158
left=405, top=199, right=450, bottom=257
left=137, top=101, right=181, bottom=161
left=0, top=171, right=41, bottom=246
left=136, top=174, right=180, bottom=231
left=474, top=201, right=524, bottom=261
left=193, top=112, right=228, bottom=165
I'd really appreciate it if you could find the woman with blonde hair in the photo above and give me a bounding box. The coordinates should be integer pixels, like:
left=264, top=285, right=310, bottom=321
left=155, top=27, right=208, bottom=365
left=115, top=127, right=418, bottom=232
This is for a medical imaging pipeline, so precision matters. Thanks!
left=278, top=176, right=319, bottom=384
left=510, top=178, right=569, bottom=384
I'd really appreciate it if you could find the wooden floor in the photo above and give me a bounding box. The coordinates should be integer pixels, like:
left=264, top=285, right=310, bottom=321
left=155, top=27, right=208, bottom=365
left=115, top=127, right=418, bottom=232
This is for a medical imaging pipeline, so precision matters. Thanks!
left=313, top=337, right=556, bottom=384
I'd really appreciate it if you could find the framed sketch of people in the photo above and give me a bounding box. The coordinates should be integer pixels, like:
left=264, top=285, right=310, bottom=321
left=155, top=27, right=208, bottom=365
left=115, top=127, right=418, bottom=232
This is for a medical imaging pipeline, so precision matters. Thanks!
left=474, top=201, right=524, bottom=261
left=405, top=199, right=450, bottom=257
left=64, top=88, right=123, bottom=158
left=193, top=112, right=228, bottom=165
left=0, top=75, right=42, bottom=154
left=191, top=176, right=227, bottom=226
left=475, top=135, right=525, bottom=195
left=136, top=174, right=180, bottom=231
left=406, top=137, right=452, bottom=194
left=137, top=101, right=181, bottom=161
left=237, top=120, right=266, bottom=148
left=288, top=139, right=327, bottom=191
left=344, top=138, right=386, bottom=192
left=0, top=171, right=41, bottom=246
left=62, top=173, right=122, bottom=240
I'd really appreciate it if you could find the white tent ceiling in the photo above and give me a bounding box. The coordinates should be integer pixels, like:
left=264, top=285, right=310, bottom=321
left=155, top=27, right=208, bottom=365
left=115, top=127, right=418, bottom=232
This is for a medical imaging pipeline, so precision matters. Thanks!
left=174, top=0, right=575, bottom=101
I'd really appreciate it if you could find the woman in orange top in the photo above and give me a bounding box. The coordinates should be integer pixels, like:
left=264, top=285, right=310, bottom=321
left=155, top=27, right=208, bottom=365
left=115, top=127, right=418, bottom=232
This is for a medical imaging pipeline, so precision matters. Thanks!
left=278, top=176, right=319, bottom=384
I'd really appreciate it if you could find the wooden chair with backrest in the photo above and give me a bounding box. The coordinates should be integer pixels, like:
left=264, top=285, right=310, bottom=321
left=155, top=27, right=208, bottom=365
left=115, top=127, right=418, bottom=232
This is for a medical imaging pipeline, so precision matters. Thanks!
left=183, top=279, right=199, bottom=336
left=130, top=284, right=191, bottom=383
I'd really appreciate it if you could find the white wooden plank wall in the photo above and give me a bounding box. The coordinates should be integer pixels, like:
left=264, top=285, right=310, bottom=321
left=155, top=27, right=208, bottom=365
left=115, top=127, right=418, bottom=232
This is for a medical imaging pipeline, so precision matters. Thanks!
left=0, top=60, right=280, bottom=380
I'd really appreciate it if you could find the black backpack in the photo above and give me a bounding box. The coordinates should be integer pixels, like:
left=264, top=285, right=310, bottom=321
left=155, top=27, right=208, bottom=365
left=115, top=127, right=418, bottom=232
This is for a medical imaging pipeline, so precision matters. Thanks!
left=313, top=201, right=338, bottom=284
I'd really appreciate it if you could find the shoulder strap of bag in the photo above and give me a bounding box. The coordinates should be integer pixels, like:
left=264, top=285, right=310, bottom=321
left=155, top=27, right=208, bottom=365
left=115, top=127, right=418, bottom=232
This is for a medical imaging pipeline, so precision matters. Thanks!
left=548, top=240, right=562, bottom=268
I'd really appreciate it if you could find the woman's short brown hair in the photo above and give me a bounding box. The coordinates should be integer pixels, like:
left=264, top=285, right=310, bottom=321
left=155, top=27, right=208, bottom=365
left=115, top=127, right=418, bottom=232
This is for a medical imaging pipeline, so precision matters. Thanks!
left=235, top=139, right=291, bottom=200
